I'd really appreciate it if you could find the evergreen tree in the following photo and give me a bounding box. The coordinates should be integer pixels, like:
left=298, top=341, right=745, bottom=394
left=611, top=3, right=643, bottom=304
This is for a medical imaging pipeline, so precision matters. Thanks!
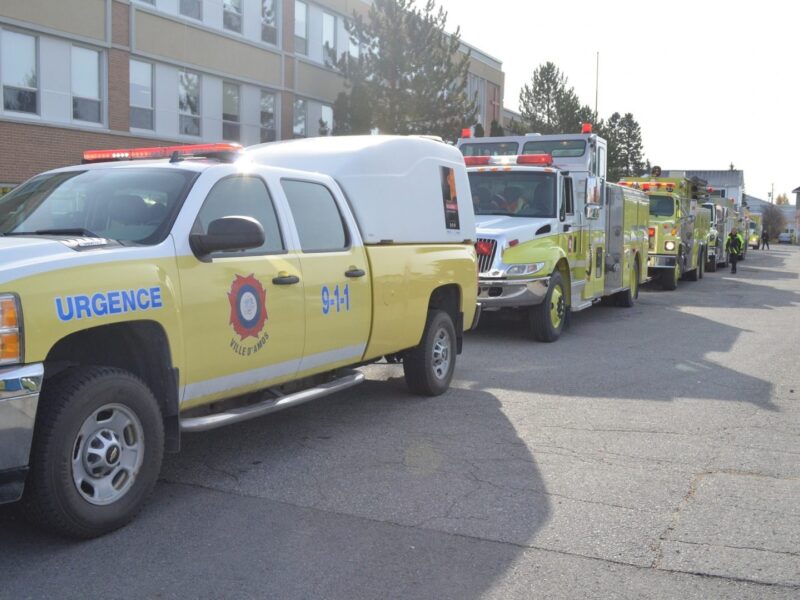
left=598, top=112, right=646, bottom=181
left=473, top=123, right=485, bottom=138
left=489, top=119, right=504, bottom=137
left=336, top=0, right=476, bottom=139
left=519, top=62, right=587, bottom=134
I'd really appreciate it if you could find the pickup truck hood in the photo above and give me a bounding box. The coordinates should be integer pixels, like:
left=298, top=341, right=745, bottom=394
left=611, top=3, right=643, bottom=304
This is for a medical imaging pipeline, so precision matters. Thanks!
left=475, top=215, right=552, bottom=245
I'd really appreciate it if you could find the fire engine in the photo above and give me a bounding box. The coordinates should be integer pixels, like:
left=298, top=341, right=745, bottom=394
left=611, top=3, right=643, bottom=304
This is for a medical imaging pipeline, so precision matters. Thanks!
left=620, top=172, right=710, bottom=290
left=747, top=212, right=763, bottom=249
left=457, top=126, right=649, bottom=342
left=703, top=195, right=738, bottom=271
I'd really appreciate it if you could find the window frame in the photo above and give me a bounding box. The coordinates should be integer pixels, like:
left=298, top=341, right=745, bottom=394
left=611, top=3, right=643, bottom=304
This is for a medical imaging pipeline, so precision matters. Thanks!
left=259, top=89, right=277, bottom=143
left=294, top=0, right=308, bottom=55
left=70, top=45, right=103, bottom=124
left=193, top=174, right=287, bottom=258
left=129, top=58, right=154, bottom=131
left=293, top=97, right=307, bottom=138
left=178, top=69, right=201, bottom=137
left=179, top=0, right=203, bottom=21
left=261, top=0, right=279, bottom=46
left=319, top=104, right=333, bottom=136
left=222, top=81, right=240, bottom=142
left=1, top=28, right=40, bottom=116
left=322, top=11, right=337, bottom=67
left=280, top=177, right=351, bottom=254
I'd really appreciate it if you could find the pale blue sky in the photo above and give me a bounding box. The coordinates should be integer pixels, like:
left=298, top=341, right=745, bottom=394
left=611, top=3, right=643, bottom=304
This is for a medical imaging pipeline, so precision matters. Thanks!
left=439, top=0, right=798, bottom=203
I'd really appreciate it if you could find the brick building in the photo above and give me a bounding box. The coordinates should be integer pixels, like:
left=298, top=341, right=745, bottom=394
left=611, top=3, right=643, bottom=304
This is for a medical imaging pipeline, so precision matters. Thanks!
left=0, top=0, right=505, bottom=189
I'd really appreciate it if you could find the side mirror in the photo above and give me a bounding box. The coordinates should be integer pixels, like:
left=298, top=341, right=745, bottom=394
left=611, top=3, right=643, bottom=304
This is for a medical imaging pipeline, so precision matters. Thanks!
left=585, top=205, right=600, bottom=220
left=190, top=216, right=265, bottom=257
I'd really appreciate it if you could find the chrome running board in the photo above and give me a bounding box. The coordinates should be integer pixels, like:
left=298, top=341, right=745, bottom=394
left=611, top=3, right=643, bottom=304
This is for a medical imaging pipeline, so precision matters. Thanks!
left=180, top=371, right=365, bottom=432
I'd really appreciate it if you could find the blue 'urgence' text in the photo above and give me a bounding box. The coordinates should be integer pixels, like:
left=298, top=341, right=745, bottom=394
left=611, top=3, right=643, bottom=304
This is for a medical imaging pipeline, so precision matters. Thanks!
left=55, top=287, right=163, bottom=321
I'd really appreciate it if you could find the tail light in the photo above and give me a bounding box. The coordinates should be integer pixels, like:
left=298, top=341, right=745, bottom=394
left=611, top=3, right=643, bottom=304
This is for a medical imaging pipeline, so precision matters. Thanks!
left=648, top=227, right=655, bottom=237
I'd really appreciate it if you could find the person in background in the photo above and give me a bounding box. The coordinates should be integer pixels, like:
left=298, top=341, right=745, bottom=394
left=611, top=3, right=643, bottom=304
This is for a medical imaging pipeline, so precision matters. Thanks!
left=726, top=227, right=745, bottom=274
left=761, top=228, right=770, bottom=250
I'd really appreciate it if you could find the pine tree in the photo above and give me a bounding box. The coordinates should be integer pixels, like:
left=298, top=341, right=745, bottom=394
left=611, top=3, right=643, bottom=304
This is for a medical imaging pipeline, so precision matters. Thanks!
left=336, top=0, right=476, bottom=139
left=489, top=119, right=504, bottom=137
left=519, top=62, right=587, bottom=134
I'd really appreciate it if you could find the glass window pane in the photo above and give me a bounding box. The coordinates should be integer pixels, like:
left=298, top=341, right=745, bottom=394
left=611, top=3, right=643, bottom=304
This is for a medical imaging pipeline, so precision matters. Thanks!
left=223, top=82, right=239, bottom=121
left=282, top=180, right=346, bottom=251
left=260, top=91, right=275, bottom=128
left=3, top=88, right=37, bottom=113
left=262, top=0, right=277, bottom=44
left=223, top=0, right=242, bottom=32
left=322, top=13, right=335, bottom=65
left=129, top=60, right=152, bottom=108
left=180, top=0, right=202, bottom=19
left=130, top=106, right=154, bottom=129
left=293, top=99, right=306, bottom=137
left=73, top=97, right=101, bottom=122
left=320, top=105, right=333, bottom=136
left=195, top=176, right=284, bottom=255
left=180, top=115, right=200, bottom=136
left=295, top=1, right=307, bottom=38
left=2, top=31, right=37, bottom=88
left=178, top=71, right=199, bottom=116
left=71, top=47, right=100, bottom=99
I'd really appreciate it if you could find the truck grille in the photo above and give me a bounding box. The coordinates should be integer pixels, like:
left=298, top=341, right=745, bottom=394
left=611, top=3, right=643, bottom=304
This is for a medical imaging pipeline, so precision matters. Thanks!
left=475, top=238, right=497, bottom=274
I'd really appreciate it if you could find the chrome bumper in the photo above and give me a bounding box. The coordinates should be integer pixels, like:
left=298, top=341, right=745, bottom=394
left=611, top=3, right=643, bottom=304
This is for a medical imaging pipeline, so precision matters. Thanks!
left=0, top=363, right=44, bottom=504
left=469, top=302, right=482, bottom=330
left=478, top=276, right=550, bottom=309
left=647, top=254, right=677, bottom=269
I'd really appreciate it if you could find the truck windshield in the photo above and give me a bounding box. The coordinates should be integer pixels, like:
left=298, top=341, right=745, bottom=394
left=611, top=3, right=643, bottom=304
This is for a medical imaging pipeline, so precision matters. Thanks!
left=468, top=171, right=557, bottom=218
left=749, top=222, right=758, bottom=230
left=649, top=195, right=675, bottom=217
left=0, top=168, right=197, bottom=244
left=522, top=140, right=585, bottom=157
left=460, top=142, right=520, bottom=156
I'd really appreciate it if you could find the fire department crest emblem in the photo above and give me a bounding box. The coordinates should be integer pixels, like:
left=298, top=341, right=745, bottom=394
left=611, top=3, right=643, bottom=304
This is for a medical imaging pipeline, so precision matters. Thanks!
left=228, top=274, right=268, bottom=349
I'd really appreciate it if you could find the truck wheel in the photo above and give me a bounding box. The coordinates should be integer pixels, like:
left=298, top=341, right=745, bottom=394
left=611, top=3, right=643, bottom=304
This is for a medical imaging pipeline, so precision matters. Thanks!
left=403, top=309, right=457, bottom=396
left=616, top=258, right=639, bottom=308
left=698, top=250, right=705, bottom=279
left=529, top=271, right=566, bottom=342
left=708, top=251, right=717, bottom=272
left=662, top=262, right=679, bottom=291
left=23, top=367, right=164, bottom=538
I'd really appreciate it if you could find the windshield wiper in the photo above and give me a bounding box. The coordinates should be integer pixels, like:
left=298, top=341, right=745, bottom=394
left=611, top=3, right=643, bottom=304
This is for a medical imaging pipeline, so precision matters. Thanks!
left=5, top=228, right=104, bottom=237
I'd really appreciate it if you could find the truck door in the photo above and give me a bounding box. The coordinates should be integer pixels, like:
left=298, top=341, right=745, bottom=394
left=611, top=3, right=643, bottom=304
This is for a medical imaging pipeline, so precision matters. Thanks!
left=558, top=176, right=583, bottom=292
left=280, top=178, right=372, bottom=375
left=179, top=173, right=306, bottom=406
left=604, top=185, right=624, bottom=294
left=583, top=177, right=606, bottom=300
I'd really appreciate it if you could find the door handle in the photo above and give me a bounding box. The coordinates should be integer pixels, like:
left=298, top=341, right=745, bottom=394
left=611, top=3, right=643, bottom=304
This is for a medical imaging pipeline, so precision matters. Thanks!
left=345, top=267, right=366, bottom=278
left=272, top=274, right=300, bottom=285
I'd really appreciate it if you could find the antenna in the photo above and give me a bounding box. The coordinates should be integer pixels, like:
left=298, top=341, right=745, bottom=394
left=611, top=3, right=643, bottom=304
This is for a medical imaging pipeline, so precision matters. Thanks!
left=594, top=51, right=600, bottom=120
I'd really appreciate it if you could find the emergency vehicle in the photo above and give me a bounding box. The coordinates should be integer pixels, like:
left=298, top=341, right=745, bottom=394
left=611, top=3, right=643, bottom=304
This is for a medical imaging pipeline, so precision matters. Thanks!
left=457, top=127, right=649, bottom=342
left=620, top=174, right=710, bottom=290
left=0, top=136, right=478, bottom=538
left=748, top=212, right=763, bottom=249
left=703, top=196, right=738, bottom=271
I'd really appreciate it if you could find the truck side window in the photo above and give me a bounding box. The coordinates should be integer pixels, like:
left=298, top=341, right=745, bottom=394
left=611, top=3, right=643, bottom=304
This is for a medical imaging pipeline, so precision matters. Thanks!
left=282, top=179, right=348, bottom=252
left=563, top=178, right=574, bottom=215
left=195, top=175, right=284, bottom=255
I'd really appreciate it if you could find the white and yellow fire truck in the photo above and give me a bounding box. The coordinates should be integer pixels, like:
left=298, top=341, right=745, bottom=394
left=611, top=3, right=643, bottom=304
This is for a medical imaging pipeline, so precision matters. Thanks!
left=0, top=136, right=478, bottom=538
left=620, top=173, right=710, bottom=290
left=457, top=127, right=649, bottom=342
left=703, top=195, right=738, bottom=271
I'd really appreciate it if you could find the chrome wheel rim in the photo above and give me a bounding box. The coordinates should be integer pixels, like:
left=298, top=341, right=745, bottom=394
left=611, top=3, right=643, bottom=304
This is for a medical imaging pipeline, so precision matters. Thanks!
left=72, top=403, right=144, bottom=506
left=431, top=327, right=452, bottom=380
left=550, top=286, right=565, bottom=329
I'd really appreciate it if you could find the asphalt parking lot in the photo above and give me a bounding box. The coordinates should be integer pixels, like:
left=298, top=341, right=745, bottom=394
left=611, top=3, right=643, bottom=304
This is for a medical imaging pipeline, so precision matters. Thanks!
left=2, top=246, right=799, bottom=599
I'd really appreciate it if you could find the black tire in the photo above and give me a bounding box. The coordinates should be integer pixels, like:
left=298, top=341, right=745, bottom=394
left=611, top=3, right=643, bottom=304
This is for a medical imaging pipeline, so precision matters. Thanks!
left=403, top=309, right=457, bottom=396
left=708, top=252, right=717, bottom=272
left=662, top=261, right=679, bottom=291
left=698, top=249, right=705, bottom=279
left=529, top=271, right=566, bottom=342
left=616, top=258, right=640, bottom=308
left=23, top=367, right=164, bottom=539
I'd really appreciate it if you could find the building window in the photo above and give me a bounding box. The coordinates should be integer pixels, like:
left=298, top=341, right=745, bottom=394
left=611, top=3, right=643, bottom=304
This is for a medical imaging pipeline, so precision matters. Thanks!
left=322, top=12, right=336, bottom=67
left=222, top=82, right=240, bottom=142
left=71, top=46, right=101, bottom=123
left=129, top=59, right=154, bottom=130
left=178, top=70, right=200, bottom=136
left=1, top=30, right=38, bottom=114
left=223, top=0, right=242, bottom=33
left=295, top=1, right=307, bottom=55
left=293, top=98, right=306, bottom=138
left=261, top=0, right=278, bottom=45
left=319, top=104, right=333, bottom=136
left=180, top=0, right=202, bottom=20
left=348, top=25, right=360, bottom=60
left=260, top=90, right=276, bottom=143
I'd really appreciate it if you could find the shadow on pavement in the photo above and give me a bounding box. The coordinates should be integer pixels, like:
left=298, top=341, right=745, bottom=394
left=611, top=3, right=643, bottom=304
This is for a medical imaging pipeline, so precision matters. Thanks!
left=0, top=382, right=549, bottom=599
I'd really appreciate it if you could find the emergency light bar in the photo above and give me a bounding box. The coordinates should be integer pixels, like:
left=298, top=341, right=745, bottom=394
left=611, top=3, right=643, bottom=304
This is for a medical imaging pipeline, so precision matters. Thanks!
left=82, top=143, right=243, bottom=163
left=463, top=154, right=553, bottom=167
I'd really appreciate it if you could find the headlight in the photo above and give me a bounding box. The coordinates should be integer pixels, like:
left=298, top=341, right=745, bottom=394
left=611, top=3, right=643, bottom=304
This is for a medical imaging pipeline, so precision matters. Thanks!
left=505, top=262, right=545, bottom=277
left=664, top=241, right=676, bottom=252
left=0, top=294, right=21, bottom=365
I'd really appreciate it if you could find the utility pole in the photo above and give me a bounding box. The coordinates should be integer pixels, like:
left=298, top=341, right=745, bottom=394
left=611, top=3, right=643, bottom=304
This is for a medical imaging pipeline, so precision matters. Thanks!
left=771, top=182, right=774, bottom=204
left=594, top=51, right=599, bottom=121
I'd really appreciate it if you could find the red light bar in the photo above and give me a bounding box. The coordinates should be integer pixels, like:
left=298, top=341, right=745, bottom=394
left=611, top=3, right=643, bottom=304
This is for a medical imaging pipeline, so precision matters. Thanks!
left=464, top=156, right=491, bottom=166
left=648, top=227, right=655, bottom=237
left=82, top=143, right=243, bottom=163
left=461, top=128, right=473, bottom=139
left=517, top=154, right=553, bottom=166
left=581, top=123, right=593, bottom=134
